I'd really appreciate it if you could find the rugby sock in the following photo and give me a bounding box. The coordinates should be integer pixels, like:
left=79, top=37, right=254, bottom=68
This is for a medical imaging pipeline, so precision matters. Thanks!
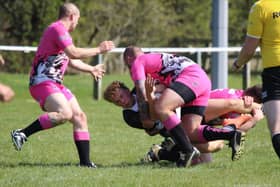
left=169, top=125, right=193, bottom=154
left=222, top=124, right=235, bottom=131
left=163, top=114, right=193, bottom=153
left=158, top=148, right=180, bottom=162
left=74, top=131, right=91, bottom=165
left=201, top=125, right=235, bottom=141
left=20, top=119, right=43, bottom=137
left=272, top=134, right=280, bottom=159
left=197, top=125, right=208, bottom=143
left=163, top=113, right=181, bottom=131
left=20, top=114, right=57, bottom=137
left=38, top=113, right=53, bottom=129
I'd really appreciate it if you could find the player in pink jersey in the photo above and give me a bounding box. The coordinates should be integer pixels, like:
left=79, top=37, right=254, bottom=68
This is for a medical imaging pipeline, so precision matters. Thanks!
left=206, top=85, right=264, bottom=132
left=10, top=2, right=115, bottom=168
left=104, top=79, right=225, bottom=166
left=123, top=46, right=246, bottom=166
left=103, top=78, right=264, bottom=166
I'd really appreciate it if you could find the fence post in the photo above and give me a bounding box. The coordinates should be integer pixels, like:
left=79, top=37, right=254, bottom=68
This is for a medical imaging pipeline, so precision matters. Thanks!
left=211, top=0, right=228, bottom=89
left=196, top=51, right=202, bottom=66
left=92, top=54, right=102, bottom=100
left=242, top=62, right=251, bottom=89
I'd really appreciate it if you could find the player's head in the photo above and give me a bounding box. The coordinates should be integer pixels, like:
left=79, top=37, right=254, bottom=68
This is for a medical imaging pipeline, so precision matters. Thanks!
left=58, top=2, right=80, bottom=32
left=243, top=84, right=262, bottom=103
left=123, top=46, right=143, bottom=68
left=104, top=81, right=134, bottom=108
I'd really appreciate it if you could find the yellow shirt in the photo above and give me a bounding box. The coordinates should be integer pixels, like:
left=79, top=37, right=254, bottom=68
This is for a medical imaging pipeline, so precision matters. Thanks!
left=247, top=0, right=280, bottom=68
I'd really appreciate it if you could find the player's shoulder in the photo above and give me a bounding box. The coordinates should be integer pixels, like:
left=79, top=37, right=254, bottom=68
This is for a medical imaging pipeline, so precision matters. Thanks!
left=43, top=21, right=61, bottom=35
left=138, top=52, right=160, bottom=59
left=122, top=109, right=143, bottom=129
left=250, top=0, right=265, bottom=13
left=251, top=0, right=273, bottom=12
left=48, top=20, right=60, bottom=29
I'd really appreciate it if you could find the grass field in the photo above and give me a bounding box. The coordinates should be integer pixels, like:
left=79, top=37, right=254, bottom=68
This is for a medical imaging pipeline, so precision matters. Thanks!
left=0, top=72, right=278, bottom=187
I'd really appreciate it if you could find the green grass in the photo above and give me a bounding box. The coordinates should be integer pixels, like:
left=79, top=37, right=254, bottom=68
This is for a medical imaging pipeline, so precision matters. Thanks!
left=0, top=72, right=278, bottom=187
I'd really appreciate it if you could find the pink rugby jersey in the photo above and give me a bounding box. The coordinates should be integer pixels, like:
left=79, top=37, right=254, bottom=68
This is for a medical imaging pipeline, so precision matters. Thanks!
left=210, top=88, right=244, bottom=100
left=30, top=20, right=73, bottom=86
left=130, top=53, right=195, bottom=86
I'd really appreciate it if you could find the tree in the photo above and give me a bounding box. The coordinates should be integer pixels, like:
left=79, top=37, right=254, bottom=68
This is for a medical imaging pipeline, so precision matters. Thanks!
left=0, top=0, right=259, bottom=73
left=74, top=0, right=180, bottom=72
left=228, top=0, right=258, bottom=45
left=0, top=0, right=61, bottom=73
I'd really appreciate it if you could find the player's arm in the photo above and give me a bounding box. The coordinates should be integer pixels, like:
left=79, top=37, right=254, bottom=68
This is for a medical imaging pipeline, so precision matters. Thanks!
left=69, top=59, right=105, bottom=81
left=135, top=79, right=154, bottom=129
left=204, top=98, right=261, bottom=122
left=233, top=36, right=260, bottom=70
left=64, top=41, right=115, bottom=59
left=144, top=75, right=158, bottom=120
left=123, top=109, right=164, bottom=136
left=238, top=108, right=264, bottom=132
left=193, top=140, right=224, bottom=153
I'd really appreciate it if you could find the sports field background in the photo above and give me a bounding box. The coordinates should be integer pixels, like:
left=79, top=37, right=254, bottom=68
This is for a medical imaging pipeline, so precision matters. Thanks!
left=0, top=72, right=278, bottom=187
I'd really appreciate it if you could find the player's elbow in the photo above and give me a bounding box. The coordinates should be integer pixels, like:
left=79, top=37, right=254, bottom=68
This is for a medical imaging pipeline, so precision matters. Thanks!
left=66, top=50, right=80, bottom=59
left=64, top=45, right=81, bottom=59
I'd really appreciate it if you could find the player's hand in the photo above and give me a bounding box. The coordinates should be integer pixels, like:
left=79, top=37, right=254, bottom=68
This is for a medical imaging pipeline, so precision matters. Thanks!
left=145, top=74, right=156, bottom=99
left=251, top=108, right=264, bottom=121
left=98, top=41, right=115, bottom=53
left=91, top=64, right=105, bottom=81
left=243, top=95, right=254, bottom=108
left=0, top=83, right=15, bottom=102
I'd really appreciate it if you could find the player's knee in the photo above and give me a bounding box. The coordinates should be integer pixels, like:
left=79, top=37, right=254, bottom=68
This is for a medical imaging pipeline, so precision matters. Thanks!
left=72, top=111, right=87, bottom=124
left=59, top=109, right=73, bottom=123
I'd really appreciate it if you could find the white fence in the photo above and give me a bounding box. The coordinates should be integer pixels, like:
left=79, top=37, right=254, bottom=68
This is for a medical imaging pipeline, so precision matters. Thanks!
left=0, top=45, right=251, bottom=65
left=0, top=45, right=260, bottom=99
left=0, top=45, right=260, bottom=65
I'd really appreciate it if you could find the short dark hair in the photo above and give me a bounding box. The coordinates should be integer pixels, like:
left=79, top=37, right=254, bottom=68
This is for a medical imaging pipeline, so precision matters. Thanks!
left=123, top=46, right=142, bottom=66
left=244, top=84, right=262, bottom=103
left=103, top=81, right=130, bottom=103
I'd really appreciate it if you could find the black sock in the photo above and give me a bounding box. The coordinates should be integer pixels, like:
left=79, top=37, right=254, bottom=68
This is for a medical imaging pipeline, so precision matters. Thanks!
left=169, top=124, right=193, bottom=154
left=272, top=134, right=280, bottom=159
left=202, top=125, right=235, bottom=141
left=20, top=119, right=43, bottom=137
left=158, top=148, right=180, bottom=162
left=75, top=140, right=91, bottom=165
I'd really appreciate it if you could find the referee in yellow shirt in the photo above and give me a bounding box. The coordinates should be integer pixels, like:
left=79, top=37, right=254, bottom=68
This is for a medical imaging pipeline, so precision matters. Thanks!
left=233, top=0, right=280, bottom=159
